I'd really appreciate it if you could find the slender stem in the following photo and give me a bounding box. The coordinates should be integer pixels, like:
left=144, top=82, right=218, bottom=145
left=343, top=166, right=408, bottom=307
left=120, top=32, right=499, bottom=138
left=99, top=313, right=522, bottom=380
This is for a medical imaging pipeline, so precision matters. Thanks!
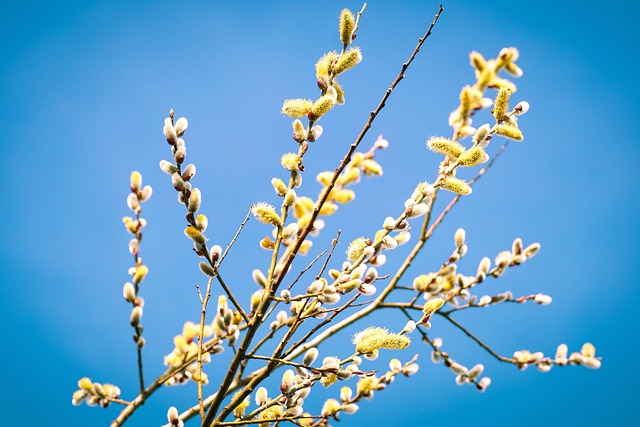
left=197, top=277, right=213, bottom=421
left=315, top=230, right=341, bottom=280
left=218, top=209, right=252, bottom=266
left=217, top=416, right=323, bottom=426
left=438, top=312, right=513, bottom=363
left=215, top=272, right=249, bottom=324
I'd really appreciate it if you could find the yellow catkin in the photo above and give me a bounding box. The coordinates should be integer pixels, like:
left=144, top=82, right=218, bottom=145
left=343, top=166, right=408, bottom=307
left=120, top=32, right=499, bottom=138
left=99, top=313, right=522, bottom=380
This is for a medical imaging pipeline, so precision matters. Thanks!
left=423, top=297, right=445, bottom=315
left=281, top=152, right=302, bottom=171
left=459, top=86, right=472, bottom=118
left=354, top=327, right=388, bottom=353
left=271, top=178, right=287, bottom=197
left=130, top=171, right=142, bottom=191
left=441, top=177, right=472, bottom=195
left=493, top=88, right=511, bottom=121
left=339, top=8, right=355, bottom=45
left=310, top=94, right=336, bottom=119
left=469, top=51, right=487, bottom=72
left=347, top=237, right=368, bottom=262
left=333, top=48, right=362, bottom=75
left=316, top=171, right=333, bottom=186
left=332, top=80, right=345, bottom=105
left=281, top=99, right=313, bottom=118
left=457, top=146, right=487, bottom=167
left=315, top=51, right=339, bottom=79
left=494, top=124, right=523, bottom=141
left=427, top=136, right=464, bottom=160
left=184, top=225, right=206, bottom=244
left=292, top=119, right=305, bottom=140
left=360, top=158, right=383, bottom=176
left=382, top=334, right=411, bottom=350
left=251, top=203, right=282, bottom=227
left=329, top=189, right=355, bottom=204
left=318, top=201, right=338, bottom=216
left=357, top=376, right=378, bottom=395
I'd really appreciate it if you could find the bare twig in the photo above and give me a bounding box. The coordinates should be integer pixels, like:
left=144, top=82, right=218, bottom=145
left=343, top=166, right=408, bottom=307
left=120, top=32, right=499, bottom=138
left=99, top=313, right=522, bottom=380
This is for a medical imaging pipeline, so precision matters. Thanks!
left=316, top=230, right=341, bottom=280
left=219, top=208, right=252, bottom=266
left=197, top=277, right=214, bottom=421
left=437, top=312, right=513, bottom=363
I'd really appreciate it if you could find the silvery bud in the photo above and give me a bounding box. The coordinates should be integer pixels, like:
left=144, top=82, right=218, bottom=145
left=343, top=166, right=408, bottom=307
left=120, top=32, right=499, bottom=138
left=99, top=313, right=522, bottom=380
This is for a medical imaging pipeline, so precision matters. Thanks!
left=123, top=282, right=136, bottom=302
left=303, top=348, right=319, bottom=366
left=174, top=117, right=188, bottom=136
left=182, top=164, right=196, bottom=181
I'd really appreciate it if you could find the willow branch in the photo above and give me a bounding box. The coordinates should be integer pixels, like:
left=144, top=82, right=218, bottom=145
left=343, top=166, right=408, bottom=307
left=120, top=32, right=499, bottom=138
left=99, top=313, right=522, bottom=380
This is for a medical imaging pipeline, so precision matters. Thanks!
left=272, top=4, right=444, bottom=292
left=437, top=312, right=513, bottom=363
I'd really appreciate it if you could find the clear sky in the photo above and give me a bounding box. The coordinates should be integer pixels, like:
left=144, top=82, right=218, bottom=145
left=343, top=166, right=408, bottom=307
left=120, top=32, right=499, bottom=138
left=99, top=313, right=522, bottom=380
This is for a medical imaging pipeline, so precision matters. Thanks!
left=1, top=1, right=638, bottom=426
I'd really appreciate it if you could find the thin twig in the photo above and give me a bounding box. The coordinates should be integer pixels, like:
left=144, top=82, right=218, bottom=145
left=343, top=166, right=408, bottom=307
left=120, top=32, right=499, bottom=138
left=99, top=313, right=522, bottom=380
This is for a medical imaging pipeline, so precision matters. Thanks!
left=316, top=230, right=341, bottom=280
left=215, top=272, right=250, bottom=324
left=219, top=208, right=252, bottom=266
left=197, top=277, right=214, bottom=421
left=286, top=249, right=328, bottom=292
left=437, top=312, right=513, bottom=363
left=217, top=416, right=323, bottom=426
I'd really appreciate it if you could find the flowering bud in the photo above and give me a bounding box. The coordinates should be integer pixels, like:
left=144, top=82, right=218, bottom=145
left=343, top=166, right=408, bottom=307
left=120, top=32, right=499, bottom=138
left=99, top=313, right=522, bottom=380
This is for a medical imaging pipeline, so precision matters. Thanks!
left=457, top=146, right=488, bottom=167
left=493, top=88, right=511, bottom=121
left=163, top=118, right=177, bottom=144
left=123, top=282, right=136, bottom=302
left=472, top=124, right=492, bottom=147
left=467, top=364, right=484, bottom=380
left=184, top=226, right=206, bottom=245
left=402, top=320, right=416, bottom=334
left=581, top=343, right=596, bottom=358
left=454, top=228, right=466, bottom=248
left=477, top=377, right=492, bottom=391
left=271, top=178, right=288, bottom=197
left=494, top=124, right=523, bottom=141
left=310, top=94, right=337, bottom=120
left=406, top=202, right=430, bottom=218
left=303, top=348, right=319, bottom=366
left=339, top=8, right=355, bottom=45
left=174, top=147, right=186, bottom=164
left=188, top=188, right=201, bottom=214
left=423, top=297, right=444, bottom=316
left=199, top=262, right=215, bottom=277
left=427, top=136, right=464, bottom=160
left=311, top=125, right=324, bottom=141
left=160, top=160, right=178, bottom=175
left=441, top=177, right=472, bottom=195
left=132, top=265, right=148, bottom=285
left=534, top=293, right=552, bottom=305
left=171, top=172, right=185, bottom=191
left=282, top=99, right=313, bottom=118
left=284, top=189, right=297, bottom=207
left=174, top=117, right=188, bottom=136
left=130, top=306, right=143, bottom=327
left=333, top=47, right=362, bottom=75
left=181, top=164, right=196, bottom=181
left=524, top=242, right=541, bottom=258
left=167, top=406, right=180, bottom=425
left=251, top=202, right=282, bottom=227
left=255, top=387, right=268, bottom=405
left=514, top=101, right=530, bottom=115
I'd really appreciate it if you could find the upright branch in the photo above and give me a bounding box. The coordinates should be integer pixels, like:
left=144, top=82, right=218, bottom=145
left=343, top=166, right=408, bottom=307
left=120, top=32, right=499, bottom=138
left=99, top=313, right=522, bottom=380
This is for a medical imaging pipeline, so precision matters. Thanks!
left=72, top=4, right=602, bottom=427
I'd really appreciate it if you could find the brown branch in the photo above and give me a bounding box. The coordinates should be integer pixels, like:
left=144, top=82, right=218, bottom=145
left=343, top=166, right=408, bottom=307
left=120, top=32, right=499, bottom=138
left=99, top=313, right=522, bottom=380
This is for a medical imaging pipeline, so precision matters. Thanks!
left=437, top=312, right=513, bottom=363
left=218, top=208, right=252, bottom=266
left=197, top=277, right=214, bottom=421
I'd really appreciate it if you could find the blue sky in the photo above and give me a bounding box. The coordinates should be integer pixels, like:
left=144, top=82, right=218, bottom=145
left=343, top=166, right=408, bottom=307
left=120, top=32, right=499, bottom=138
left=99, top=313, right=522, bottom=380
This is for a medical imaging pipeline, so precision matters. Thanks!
left=1, top=1, right=638, bottom=426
